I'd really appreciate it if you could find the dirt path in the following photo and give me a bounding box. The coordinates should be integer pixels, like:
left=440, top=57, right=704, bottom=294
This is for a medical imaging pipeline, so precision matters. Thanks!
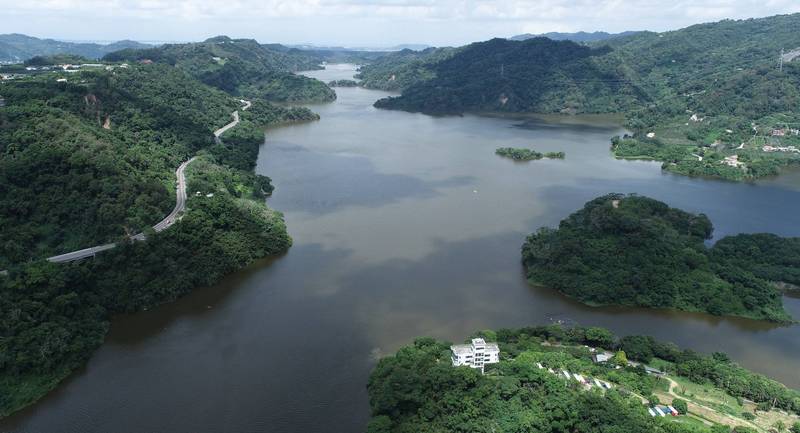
left=659, top=377, right=761, bottom=431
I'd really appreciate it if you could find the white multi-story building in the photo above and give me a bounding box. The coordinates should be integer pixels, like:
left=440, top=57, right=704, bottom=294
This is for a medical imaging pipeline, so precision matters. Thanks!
left=450, top=338, right=500, bottom=373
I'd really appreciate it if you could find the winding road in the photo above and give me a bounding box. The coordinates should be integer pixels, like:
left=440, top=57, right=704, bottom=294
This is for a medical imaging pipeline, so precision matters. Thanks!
left=213, top=99, right=251, bottom=143
left=1, top=99, right=251, bottom=272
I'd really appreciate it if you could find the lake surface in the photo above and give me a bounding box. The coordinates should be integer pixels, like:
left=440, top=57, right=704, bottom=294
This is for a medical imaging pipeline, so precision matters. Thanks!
left=4, top=64, right=800, bottom=433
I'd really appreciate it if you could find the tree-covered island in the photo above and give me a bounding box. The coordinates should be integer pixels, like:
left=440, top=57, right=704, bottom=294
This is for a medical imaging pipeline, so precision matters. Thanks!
left=522, top=194, right=799, bottom=322
left=328, top=79, right=360, bottom=87
left=496, top=147, right=566, bottom=161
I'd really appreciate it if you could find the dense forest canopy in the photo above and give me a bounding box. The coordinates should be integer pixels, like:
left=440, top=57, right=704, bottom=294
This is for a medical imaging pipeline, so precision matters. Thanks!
left=0, top=155, right=292, bottom=417
left=0, top=65, right=235, bottom=265
left=23, top=54, right=93, bottom=66
left=522, top=194, right=797, bottom=322
left=371, top=14, right=800, bottom=180
left=374, top=37, right=646, bottom=114
left=0, top=64, right=316, bottom=267
left=0, top=59, right=315, bottom=417
left=368, top=325, right=800, bottom=433
left=355, top=47, right=458, bottom=91
left=103, top=36, right=335, bottom=103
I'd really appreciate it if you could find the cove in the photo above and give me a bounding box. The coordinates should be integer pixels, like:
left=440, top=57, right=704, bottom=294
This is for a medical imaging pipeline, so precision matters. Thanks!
left=3, top=64, right=799, bottom=433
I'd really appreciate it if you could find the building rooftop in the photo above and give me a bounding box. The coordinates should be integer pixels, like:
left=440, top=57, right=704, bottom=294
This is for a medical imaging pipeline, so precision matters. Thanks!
left=450, top=338, right=500, bottom=355
left=451, top=344, right=473, bottom=355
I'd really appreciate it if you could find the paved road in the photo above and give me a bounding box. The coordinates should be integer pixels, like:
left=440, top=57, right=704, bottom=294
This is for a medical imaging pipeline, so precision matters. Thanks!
left=213, top=99, right=251, bottom=142
left=48, top=156, right=197, bottom=263
left=150, top=156, right=196, bottom=233
left=0, top=100, right=251, bottom=272
left=214, top=110, right=240, bottom=142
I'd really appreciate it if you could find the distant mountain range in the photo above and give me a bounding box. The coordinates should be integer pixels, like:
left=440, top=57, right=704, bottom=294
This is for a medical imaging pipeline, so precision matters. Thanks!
left=0, top=34, right=151, bottom=63
left=289, top=43, right=431, bottom=52
left=509, top=31, right=640, bottom=43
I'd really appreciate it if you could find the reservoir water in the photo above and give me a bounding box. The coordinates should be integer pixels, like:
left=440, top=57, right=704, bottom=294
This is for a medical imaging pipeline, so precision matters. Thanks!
left=4, top=64, right=800, bottom=433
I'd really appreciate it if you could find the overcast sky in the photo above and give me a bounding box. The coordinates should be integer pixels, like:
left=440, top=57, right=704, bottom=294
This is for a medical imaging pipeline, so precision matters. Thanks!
left=2, top=0, right=800, bottom=47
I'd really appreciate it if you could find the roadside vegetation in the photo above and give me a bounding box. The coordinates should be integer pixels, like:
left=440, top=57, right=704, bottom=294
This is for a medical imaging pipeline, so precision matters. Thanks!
left=0, top=65, right=236, bottom=265
left=0, top=60, right=315, bottom=417
left=367, top=325, right=800, bottom=433
left=522, top=194, right=797, bottom=322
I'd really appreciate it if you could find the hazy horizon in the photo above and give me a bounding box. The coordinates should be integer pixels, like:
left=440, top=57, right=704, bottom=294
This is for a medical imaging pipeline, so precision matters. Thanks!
left=2, top=0, right=800, bottom=48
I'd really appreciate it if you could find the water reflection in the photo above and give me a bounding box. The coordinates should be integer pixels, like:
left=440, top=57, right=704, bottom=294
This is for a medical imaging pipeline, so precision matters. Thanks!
left=5, top=64, right=800, bottom=433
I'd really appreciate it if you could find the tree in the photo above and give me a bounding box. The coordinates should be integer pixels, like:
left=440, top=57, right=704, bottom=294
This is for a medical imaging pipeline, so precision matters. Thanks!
left=672, top=398, right=688, bottom=414
left=613, top=350, right=628, bottom=367
left=367, top=415, right=392, bottom=433
left=585, top=327, right=615, bottom=348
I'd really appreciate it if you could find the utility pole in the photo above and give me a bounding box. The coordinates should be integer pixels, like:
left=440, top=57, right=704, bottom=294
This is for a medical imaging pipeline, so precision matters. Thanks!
left=780, top=48, right=784, bottom=72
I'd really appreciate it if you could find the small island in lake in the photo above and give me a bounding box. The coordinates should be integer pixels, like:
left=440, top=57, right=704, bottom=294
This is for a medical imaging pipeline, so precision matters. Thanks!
left=367, top=325, right=800, bottom=433
left=328, top=79, right=359, bottom=87
left=522, top=193, right=799, bottom=322
left=496, top=147, right=565, bottom=161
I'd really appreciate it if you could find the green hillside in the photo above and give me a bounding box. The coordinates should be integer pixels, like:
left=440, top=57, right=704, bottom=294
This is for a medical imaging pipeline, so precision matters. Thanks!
left=103, top=36, right=335, bottom=103
left=0, top=61, right=314, bottom=417
left=522, top=194, right=795, bottom=322
left=368, top=325, right=800, bottom=433
left=374, top=14, right=800, bottom=180
left=376, top=38, right=646, bottom=113
left=355, top=47, right=457, bottom=91
left=0, top=64, right=315, bottom=267
left=374, top=37, right=646, bottom=114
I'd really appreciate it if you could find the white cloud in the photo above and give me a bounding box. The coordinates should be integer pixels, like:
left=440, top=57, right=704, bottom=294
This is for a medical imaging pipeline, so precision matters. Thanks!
left=1, top=0, right=799, bottom=45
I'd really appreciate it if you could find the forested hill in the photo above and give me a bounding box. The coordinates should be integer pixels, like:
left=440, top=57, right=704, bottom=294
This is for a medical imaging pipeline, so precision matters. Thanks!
left=355, top=47, right=458, bottom=91
left=375, top=14, right=800, bottom=114
left=522, top=194, right=797, bottom=322
left=0, top=61, right=316, bottom=417
left=0, top=64, right=315, bottom=267
left=103, top=36, right=335, bottom=103
left=374, top=37, right=646, bottom=114
left=374, top=14, right=800, bottom=180
left=509, top=31, right=641, bottom=43
left=0, top=33, right=150, bottom=63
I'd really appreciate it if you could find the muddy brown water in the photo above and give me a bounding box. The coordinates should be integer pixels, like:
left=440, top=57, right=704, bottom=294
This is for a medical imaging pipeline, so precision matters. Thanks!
left=4, top=64, right=800, bottom=433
